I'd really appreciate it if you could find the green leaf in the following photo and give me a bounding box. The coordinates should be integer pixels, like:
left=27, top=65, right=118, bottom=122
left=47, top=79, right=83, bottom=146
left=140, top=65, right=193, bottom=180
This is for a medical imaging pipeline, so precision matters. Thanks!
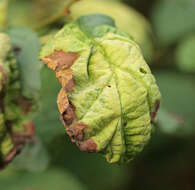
left=152, top=0, right=195, bottom=45
left=40, top=21, right=161, bottom=164
left=7, top=27, right=43, bottom=99
left=77, top=14, right=115, bottom=37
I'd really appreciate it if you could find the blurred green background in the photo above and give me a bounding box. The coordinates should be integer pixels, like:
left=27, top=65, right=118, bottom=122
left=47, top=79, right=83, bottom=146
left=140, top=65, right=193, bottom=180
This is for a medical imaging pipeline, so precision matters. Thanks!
left=1, top=0, right=195, bottom=189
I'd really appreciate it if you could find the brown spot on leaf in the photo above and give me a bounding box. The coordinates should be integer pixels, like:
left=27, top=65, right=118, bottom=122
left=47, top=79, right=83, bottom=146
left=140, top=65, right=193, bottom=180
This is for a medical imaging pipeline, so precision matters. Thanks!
left=79, top=139, right=97, bottom=153
left=62, top=103, right=77, bottom=126
left=66, top=123, right=88, bottom=142
left=56, top=69, right=74, bottom=91
left=57, top=88, right=69, bottom=114
left=41, top=50, right=79, bottom=71
left=151, top=100, right=160, bottom=122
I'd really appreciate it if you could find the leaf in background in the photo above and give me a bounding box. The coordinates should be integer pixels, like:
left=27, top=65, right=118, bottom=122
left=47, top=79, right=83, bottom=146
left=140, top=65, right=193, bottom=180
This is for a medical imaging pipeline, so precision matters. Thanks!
left=152, top=0, right=195, bottom=46
left=0, top=0, right=8, bottom=29
left=175, top=34, right=195, bottom=73
left=154, top=70, right=195, bottom=135
left=7, top=27, right=43, bottom=99
left=34, top=66, right=64, bottom=143
left=11, top=137, right=50, bottom=172
left=0, top=168, right=87, bottom=190
left=7, top=0, right=75, bottom=29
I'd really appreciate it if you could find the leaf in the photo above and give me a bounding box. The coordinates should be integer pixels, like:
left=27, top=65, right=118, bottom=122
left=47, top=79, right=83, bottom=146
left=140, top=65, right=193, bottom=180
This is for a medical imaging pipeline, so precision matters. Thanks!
left=40, top=18, right=161, bottom=164
left=152, top=0, right=195, bottom=45
left=7, top=0, right=76, bottom=30
left=77, top=14, right=116, bottom=37
left=0, top=0, right=8, bottom=30
left=7, top=27, right=43, bottom=99
left=70, top=0, right=154, bottom=62
left=11, top=137, right=50, bottom=172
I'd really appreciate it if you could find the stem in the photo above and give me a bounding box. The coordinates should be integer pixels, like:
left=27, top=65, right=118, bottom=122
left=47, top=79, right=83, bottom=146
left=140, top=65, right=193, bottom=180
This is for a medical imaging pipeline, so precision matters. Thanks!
left=32, top=0, right=80, bottom=31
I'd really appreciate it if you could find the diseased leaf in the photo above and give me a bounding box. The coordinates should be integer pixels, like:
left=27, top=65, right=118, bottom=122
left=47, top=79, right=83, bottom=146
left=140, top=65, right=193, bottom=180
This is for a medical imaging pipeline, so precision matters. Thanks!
left=8, top=27, right=43, bottom=99
left=0, top=33, right=35, bottom=168
left=40, top=15, right=161, bottom=164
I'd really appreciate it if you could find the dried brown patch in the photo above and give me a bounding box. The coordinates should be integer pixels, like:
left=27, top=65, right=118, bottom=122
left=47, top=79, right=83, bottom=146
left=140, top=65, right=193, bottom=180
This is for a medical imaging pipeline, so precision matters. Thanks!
left=151, top=100, right=160, bottom=123
left=79, top=139, right=97, bottom=153
left=41, top=50, right=97, bottom=153
left=41, top=50, right=79, bottom=71
left=61, top=103, right=77, bottom=126
left=67, top=123, right=88, bottom=142
left=57, top=88, right=69, bottom=114
left=41, top=50, right=80, bottom=125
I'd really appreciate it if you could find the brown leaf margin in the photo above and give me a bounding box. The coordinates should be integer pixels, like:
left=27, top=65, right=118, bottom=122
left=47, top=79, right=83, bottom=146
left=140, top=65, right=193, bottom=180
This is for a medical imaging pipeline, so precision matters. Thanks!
left=41, top=50, right=97, bottom=153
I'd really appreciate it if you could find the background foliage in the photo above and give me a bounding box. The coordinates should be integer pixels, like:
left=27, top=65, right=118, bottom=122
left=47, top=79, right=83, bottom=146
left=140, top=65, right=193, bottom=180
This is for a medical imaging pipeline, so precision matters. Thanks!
left=0, top=0, right=195, bottom=189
